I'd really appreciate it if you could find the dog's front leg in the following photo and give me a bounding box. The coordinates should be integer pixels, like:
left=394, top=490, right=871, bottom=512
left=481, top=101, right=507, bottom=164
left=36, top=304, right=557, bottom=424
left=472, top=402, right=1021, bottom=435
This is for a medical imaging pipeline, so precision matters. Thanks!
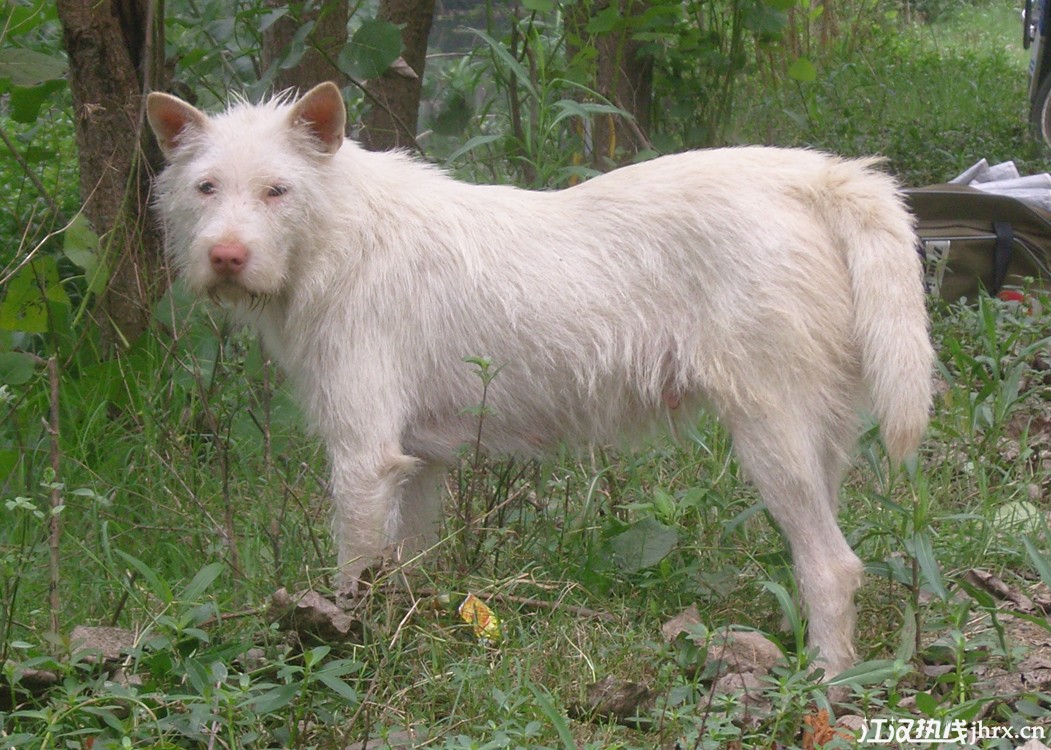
left=328, top=444, right=424, bottom=598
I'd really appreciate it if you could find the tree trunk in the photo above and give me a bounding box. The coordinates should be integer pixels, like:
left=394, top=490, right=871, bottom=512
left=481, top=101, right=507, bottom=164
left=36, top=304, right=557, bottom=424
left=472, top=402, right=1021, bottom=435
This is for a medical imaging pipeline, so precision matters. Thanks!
left=358, top=0, right=436, bottom=152
left=56, top=0, right=166, bottom=353
left=569, top=0, right=653, bottom=168
left=262, top=0, right=351, bottom=94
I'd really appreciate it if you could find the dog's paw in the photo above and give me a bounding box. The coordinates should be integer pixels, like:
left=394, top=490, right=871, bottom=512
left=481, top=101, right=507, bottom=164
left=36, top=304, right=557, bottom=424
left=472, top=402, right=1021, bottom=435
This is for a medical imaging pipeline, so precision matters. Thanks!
left=335, top=560, right=388, bottom=607
left=335, top=578, right=370, bottom=609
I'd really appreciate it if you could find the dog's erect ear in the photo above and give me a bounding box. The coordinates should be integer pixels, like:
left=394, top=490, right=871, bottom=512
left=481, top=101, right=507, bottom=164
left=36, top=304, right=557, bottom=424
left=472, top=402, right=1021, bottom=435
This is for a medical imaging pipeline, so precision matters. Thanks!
left=288, top=82, right=346, bottom=155
left=147, top=92, right=208, bottom=159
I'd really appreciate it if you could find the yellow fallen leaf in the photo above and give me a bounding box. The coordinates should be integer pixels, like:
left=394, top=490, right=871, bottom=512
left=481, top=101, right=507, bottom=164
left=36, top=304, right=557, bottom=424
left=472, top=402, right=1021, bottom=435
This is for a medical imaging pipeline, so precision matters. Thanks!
left=459, top=593, right=501, bottom=642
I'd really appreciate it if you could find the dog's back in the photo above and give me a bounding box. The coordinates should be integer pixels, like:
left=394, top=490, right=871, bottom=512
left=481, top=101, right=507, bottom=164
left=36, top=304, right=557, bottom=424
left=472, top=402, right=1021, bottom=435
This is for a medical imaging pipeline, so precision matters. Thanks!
left=302, top=146, right=930, bottom=465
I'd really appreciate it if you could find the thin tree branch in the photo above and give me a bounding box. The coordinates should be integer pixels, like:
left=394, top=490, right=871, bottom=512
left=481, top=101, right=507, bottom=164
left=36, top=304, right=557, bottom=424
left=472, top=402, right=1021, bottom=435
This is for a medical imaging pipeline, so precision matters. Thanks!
left=0, top=121, right=62, bottom=219
left=47, top=356, right=62, bottom=637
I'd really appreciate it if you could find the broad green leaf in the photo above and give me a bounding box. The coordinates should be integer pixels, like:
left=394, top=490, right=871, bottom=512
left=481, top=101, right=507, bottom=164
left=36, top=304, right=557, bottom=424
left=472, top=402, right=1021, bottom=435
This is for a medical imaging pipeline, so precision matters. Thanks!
left=63, top=214, right=109, bottom=296
left=468, top=29, right=539, bottom=101
left=182, top=657, right=212, bottom=695
left=304, top=645, right=331, bottom=667
left=0, top=48, right=66, bottom=87
left=341, top=19, right=403, bottom=81
left=0, top=352, right=37, bottom=385
left=913, top=690, right=939, bottom=716
left=909, top=531, right=947, bottom=600
left=247, top=683, right=299, bottom=713
left=586, top=6, right=621, bottom=34
left=9, top=80, right=66, bottom=123
left=743, top=4, right=790, bottom=37
left=152, top=283, right=201, bottom=334
left=992, top=500, right=1042, bottom=534
left=445, top=134, right=502, bottom=164
left=760, top=580, right=803, bottom=654
left=5, top=2, right=57, bottom=33
left=609, top=518, right=677, bottom=572
left=895, top=601, right=917, bottom=662
left=62, top=214, right=99, bottom=268
left=0, top=452, right=18, bottom=493
left=280, top=20, right=316, bottom=70
left=432, top=90, right=473, bottom=136
left=787, top=57, right=817, bottom=82
left=316, top=673, right=359, bottom=703
left=115, top=549, right=174, bottom=605
left=1023, top=536, right=1051, bottom=589
left=551, top=98, right=628, bottom=130
left=316, top=658, right=363, bottom=678
left=258, top=7, right=289, bottom=33
left=527, top=682, right=577, bottom=750
left=0, top=258, right=71, bottom=333
left=179, top=562, right=225, bottom=603
left=522, top=0, right=556, bottom=10
left=826, top=658, right=905, bottom=686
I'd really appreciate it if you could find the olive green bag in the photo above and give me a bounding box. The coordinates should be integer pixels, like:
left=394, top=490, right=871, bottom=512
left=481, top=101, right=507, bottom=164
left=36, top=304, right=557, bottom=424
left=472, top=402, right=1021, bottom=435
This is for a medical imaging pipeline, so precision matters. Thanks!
left=904, top=184, right=1051, bottom=301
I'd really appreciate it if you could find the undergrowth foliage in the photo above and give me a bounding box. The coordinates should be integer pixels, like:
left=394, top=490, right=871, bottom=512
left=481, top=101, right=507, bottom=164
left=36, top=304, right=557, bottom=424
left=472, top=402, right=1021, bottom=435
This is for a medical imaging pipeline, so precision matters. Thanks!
left=4, top=288, right=1051, bottom=747
left=3, top=0, right=1051, bottom=747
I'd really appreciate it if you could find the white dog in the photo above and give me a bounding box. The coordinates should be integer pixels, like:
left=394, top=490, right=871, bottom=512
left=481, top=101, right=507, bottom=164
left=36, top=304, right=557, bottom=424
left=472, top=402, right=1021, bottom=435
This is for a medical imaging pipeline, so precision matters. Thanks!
left=147, top=82, right=933, bottom=675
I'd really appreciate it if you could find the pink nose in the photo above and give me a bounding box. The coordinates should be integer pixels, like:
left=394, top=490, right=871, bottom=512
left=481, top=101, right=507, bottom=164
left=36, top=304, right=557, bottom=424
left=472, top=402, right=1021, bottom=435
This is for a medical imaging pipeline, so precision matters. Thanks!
left=209, top=242, right=248, bottom=276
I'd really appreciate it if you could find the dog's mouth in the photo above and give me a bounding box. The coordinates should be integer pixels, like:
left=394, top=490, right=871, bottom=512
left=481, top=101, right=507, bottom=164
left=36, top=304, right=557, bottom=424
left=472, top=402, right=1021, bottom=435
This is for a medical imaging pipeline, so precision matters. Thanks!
left=203, top=281, right=274, bottom=310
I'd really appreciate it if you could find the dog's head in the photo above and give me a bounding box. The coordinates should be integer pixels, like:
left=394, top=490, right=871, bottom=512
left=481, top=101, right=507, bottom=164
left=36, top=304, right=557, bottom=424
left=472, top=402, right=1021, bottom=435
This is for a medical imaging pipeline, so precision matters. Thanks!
left=147, top=82, right=347, bottom=304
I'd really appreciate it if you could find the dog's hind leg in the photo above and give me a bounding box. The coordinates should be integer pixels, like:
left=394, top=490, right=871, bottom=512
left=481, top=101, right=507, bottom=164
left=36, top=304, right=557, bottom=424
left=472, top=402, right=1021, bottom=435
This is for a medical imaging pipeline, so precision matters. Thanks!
left=727, top=404, right=865, bottom=676
left=390, top=462, right=446, bottom=566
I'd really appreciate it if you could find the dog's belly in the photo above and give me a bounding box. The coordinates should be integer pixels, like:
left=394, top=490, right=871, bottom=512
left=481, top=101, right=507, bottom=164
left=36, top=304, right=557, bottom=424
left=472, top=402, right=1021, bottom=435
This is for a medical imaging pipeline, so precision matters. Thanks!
left=402, top=415, right=551, bottom=463
left=401, top=370, right=680, bottom=464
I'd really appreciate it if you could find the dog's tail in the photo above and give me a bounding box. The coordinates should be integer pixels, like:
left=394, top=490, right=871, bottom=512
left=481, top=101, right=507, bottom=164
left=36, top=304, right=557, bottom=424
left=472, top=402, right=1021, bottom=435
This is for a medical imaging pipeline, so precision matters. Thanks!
left=825, top=158, right=933, bottom=462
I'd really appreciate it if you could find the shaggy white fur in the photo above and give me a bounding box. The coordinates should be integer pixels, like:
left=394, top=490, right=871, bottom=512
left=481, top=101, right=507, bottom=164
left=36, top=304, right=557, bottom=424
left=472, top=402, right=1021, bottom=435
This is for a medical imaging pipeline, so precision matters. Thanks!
left=147, top=82, right=933, bottom=675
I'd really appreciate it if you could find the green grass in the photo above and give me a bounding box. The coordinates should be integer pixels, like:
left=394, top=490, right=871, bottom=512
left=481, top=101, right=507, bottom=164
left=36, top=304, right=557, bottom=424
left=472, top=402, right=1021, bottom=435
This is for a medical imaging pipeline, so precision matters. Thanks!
left=5, top=290, right=1051, bottom=747
left=4, top=1, right=1051, bottom=747
left=730, top=0, right=1043, bottom=185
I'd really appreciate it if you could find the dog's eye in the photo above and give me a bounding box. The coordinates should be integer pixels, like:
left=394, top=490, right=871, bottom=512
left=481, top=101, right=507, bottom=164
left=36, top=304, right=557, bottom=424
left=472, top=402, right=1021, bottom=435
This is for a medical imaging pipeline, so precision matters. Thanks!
left=267, top=185, right=288, bottom=198
left=197, top=180, right=217, bottom=195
